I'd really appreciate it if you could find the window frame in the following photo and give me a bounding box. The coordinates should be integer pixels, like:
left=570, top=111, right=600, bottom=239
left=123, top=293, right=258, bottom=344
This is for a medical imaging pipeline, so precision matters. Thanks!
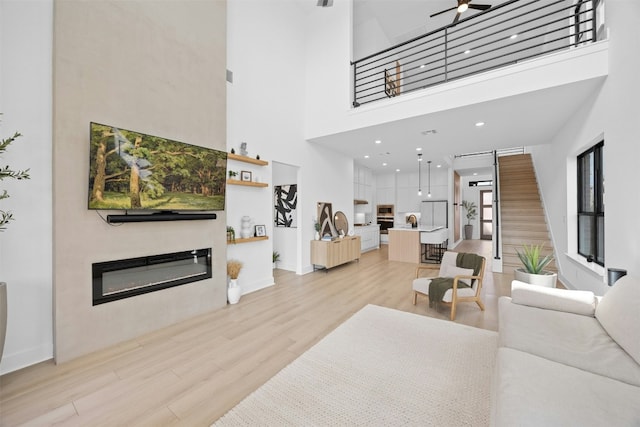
left=577, top=140, right=604, bottom=266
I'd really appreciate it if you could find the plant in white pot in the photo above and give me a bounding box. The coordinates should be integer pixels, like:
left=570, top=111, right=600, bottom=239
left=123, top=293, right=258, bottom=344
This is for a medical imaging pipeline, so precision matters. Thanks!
left=226, top=259, right=243, bottom=304
left=514, top=244, right=557, bottom=287
left=1, top=122, right=31, bottom=362
left=461, top=200, right=477, bottom=240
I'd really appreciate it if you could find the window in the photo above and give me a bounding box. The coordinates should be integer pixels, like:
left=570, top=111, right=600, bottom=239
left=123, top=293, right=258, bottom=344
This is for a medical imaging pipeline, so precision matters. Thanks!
left=577, top=141, right=604, bottom=265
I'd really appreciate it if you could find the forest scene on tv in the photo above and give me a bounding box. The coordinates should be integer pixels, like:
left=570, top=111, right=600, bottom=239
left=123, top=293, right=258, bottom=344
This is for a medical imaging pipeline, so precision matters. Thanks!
left=88, top=123, right=227, bottom=211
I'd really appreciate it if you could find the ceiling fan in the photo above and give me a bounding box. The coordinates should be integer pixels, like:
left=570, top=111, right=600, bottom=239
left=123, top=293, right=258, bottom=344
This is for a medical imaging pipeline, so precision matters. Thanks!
left=430, top=0, right=491, bottom=24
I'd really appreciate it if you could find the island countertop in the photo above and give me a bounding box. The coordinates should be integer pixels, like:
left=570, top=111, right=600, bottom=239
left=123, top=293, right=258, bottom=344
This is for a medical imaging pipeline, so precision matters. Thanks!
left=388, top=227, right=448, bottom=263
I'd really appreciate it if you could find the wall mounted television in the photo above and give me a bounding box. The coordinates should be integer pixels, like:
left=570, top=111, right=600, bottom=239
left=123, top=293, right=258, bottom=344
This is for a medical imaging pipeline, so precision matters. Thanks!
left=88, top=122, right=227, bottom=214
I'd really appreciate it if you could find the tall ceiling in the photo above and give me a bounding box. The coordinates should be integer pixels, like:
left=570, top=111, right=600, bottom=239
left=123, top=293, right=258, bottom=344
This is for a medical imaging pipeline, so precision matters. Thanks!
left=309, top=0, right=597, bottom=176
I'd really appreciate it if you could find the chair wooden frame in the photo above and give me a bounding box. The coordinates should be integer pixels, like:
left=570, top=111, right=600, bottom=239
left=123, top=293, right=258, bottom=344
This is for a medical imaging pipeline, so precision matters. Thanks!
left=412, top=255, right=486, bottom=320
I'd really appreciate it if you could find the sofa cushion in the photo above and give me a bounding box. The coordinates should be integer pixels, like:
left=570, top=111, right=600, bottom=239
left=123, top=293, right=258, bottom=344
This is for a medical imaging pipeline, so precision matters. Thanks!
left=492, top=347, right=640, bottom=427
left=511, top=280, right=596, bottom=316
left=499, top=297, right=640, bottom=387
left=596, top=275, right=640, bottom=366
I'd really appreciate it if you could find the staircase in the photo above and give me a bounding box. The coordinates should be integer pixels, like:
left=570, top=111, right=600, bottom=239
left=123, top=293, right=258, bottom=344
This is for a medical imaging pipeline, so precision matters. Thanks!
left=498, top=154, right=556, bottom=276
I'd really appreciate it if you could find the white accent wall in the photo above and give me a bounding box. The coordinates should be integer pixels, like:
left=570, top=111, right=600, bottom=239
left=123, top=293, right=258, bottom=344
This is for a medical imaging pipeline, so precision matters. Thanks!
left=0, top=0, right=54, bottom=375
left=531, top=1, right=640, bottom=294
left=227, top=0, right=354, bottom=277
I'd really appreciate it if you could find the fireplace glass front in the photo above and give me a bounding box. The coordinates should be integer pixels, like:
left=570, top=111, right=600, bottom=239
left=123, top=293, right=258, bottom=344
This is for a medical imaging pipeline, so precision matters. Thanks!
left=92, top=248, right=212, bottom=305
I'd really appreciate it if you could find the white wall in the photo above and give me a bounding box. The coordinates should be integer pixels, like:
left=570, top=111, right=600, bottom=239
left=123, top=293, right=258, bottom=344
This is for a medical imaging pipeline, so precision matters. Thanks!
left=227, top=0, right=354, bottom=277
left=532, top=0, right=640, bottom=294
left=0, top=0, right=53, bottom=374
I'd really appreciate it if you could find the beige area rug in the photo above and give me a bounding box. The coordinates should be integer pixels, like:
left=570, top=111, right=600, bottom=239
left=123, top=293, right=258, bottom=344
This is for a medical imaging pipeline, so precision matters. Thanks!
left=214, top=304, right=498, bottom=426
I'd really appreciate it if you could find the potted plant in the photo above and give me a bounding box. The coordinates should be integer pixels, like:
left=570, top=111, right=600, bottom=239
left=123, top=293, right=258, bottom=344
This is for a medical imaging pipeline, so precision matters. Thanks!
left=314, top=221, right=321, bottom=240
left=226, top=226, right=235, bottom=243
left=272, top=251, right=280, bottom=269
left=226, top=259, right=243, bottom=304
left=1, top=124, right=30, bottom=362
left=514, top=244, right=557, bottom=287
left=461, top=200, right=477, bottom=240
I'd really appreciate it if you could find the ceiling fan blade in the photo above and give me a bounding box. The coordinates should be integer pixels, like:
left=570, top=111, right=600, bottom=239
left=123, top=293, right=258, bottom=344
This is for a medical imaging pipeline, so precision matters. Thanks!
left=452, top=12, right=461, bottom=24
left=430, top=6, right=458, bottom=18
left=469, top=4, right=491, bottom=11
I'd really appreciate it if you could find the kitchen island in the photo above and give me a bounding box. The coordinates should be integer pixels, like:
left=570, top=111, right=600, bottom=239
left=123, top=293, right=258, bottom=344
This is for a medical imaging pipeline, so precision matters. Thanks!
left=388, top=227, right=448, bottom=264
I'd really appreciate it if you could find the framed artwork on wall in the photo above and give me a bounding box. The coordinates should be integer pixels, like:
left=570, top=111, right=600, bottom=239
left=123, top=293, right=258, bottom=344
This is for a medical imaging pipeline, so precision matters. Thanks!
left=274, top=184, right=298, bottom=228
left=255, top=224, right=266, bottom=237
left=317, top=201, right=338, bottom=238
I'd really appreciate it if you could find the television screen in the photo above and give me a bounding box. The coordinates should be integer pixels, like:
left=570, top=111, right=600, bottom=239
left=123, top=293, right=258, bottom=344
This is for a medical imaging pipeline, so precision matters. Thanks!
left=88, top=122, right=227, bottom=211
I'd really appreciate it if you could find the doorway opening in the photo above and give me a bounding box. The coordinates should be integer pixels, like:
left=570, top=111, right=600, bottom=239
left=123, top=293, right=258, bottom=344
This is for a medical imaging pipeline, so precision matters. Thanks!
left=480, top=189, right=493, bottom=240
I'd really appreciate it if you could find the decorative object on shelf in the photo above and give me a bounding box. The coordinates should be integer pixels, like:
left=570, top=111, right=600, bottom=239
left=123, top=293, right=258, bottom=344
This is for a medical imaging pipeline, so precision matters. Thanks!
left=514, top=243, right=557, bottom=287
left=227, top=259, right=243, bottom=304
left=314, top=221, right=321, bottom=240
left=273, top=251, right=280, bottom=269
left=230, top=148, right=235, bottom=154
left=334, top=211, right=349, bottom=237
left=256, top=154, right=260, bottom=160
left=1, top=124, right=30, bottom=231
left=228, top=170, right=237, bottom=179
left=461, top=200, right=477, bottom=239
left=240, top=170, right=252, bottom=182
left=255, top=224, right=266, bottom=237
left=240, top=216, right=253, bottom=238
left=240, top=142, right=248, bottom=156
left=226, top=226, right=236, bottom=243
left=317, top=201, right=338, bottom=237
left=274, top=184, right=298, bottom=228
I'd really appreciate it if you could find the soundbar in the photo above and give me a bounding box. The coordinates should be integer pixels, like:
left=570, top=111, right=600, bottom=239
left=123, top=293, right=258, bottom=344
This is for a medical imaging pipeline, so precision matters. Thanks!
left=107, top=211, right=217, bottom=224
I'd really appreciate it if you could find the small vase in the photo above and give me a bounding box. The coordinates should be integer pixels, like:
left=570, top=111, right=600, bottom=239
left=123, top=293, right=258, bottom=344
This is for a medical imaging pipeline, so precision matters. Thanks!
left=315, top=231, right=320, bottom=240
left=227, top=279, right=241, bottom=304
left=240, top=216, right=252, bottom=239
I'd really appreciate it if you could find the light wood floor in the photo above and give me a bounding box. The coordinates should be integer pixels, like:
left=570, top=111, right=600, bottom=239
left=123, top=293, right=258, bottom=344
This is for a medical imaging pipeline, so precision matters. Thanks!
left=0, top=240, right=512, bottom=426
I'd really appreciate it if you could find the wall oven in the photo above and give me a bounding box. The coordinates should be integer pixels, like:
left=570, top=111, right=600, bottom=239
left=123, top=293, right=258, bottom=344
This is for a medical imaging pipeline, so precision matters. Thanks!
left=376, top=204, right=394, bottom=235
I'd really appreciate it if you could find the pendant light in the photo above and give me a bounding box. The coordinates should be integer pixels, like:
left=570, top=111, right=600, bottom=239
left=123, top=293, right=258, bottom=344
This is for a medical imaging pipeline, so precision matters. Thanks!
left=427, top=160, right=432, bottom=198
left=417, top=153, right=423, bottom=196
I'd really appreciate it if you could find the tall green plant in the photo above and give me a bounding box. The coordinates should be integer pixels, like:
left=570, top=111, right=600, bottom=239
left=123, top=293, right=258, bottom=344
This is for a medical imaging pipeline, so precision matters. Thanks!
left=461, top=200, right=477, bottom=225
left=1, top=125, right=30, bottom=231
left=516, top=244, right=554, bottom=274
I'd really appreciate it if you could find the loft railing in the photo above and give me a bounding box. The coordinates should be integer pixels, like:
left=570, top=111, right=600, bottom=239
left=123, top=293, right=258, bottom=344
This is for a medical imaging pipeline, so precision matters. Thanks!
left=351, top=0, right=603, bottom=108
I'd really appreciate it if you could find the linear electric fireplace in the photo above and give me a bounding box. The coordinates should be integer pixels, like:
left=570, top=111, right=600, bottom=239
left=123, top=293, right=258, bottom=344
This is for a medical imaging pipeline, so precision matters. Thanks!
left=92, top=248, right=212, bottom=305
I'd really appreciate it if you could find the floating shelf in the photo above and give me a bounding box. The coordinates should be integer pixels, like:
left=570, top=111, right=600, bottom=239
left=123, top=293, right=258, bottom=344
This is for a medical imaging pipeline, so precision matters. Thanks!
left=227, top=236, right=269, bottom=245
left=227, top=179, right=268, bottom=188
left=228, top=153, right=269, bottom=166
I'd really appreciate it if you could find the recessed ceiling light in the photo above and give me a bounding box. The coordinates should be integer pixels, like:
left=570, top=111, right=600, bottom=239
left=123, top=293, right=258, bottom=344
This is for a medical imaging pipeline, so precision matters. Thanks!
left=396, top=169, right=400, bottom=172
left=464, top=49, right=471, bottom=54
left=375, top=140, right=382, bottom=144
left=437, top=164, right=442, bottom=168
left=475, top=121, right=485, bottom=127
left=473, top=172, right=478, bottom=176
left=421, top=129, right=437, bottom=135
left=420, top=64, right=425, bottom=69
left=382, top=162, right=387, bottom=166
left=416, top=147, right=422, bottom=151
left=364, top=155, right=370, bottom=159
left=510, top=34, right=518, bottom=40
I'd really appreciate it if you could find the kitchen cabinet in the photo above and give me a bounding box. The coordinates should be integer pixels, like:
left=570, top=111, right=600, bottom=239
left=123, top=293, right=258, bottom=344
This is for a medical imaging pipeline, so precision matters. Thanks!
left=354, top=224, right=380, bottom=252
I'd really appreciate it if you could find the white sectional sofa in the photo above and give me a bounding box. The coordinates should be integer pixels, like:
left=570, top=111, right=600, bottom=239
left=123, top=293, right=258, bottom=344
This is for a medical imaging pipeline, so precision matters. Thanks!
left=492, top=276, right=640, bottom=426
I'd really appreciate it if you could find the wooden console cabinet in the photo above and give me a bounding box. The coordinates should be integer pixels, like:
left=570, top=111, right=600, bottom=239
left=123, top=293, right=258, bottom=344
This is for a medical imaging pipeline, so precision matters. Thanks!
left=310, top=236, right=361, bottom=270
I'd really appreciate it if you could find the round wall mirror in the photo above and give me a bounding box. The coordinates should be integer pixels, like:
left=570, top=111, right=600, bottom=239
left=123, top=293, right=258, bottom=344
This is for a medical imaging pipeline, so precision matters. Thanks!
left=334, top=211, right=349, bottom=236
